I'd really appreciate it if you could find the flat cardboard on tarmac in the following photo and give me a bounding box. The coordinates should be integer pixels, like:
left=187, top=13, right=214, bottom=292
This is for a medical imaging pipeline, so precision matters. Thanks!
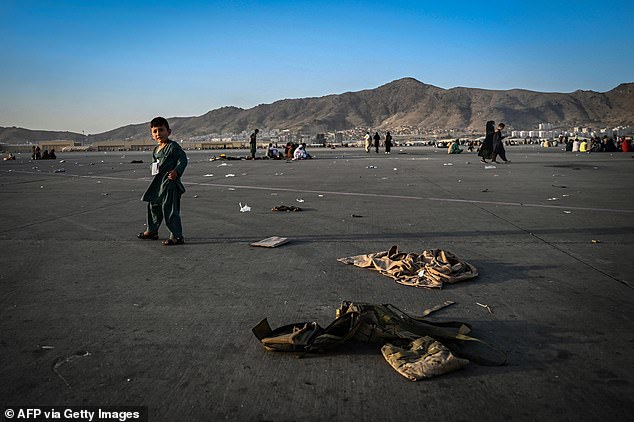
left=1, top=146, right=633, bottom=421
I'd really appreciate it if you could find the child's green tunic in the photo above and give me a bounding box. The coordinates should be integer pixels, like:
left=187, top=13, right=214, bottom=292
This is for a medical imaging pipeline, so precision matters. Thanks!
left=142, top=140, right=187, bottom=202
left=141, top=140, right=188, bottom=237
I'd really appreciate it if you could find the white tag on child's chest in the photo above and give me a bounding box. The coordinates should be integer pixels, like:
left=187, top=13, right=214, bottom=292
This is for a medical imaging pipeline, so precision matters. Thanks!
left=151, top=160, right=159, bottom=176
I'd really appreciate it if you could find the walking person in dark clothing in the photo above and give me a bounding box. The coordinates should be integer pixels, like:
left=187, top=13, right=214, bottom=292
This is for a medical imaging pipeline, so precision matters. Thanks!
left=491, top=123, right=510, bottom=163
left=373, top=132, right=380, bottom=153
left=478, top=120, right=495, bottom=163
left=384, top=131, right=393, bottom=154
left=249, top=129, right=259, bottom=159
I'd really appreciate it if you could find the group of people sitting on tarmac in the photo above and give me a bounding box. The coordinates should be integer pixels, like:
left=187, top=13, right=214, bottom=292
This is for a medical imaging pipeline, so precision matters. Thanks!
left=265, top=142, right=312, bottom=160
left=563, top=135, right=631, bottom=153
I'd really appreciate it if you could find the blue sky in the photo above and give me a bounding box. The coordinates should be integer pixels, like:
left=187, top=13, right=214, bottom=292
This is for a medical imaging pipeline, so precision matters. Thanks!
left=1, top=0, right=633, bottom=134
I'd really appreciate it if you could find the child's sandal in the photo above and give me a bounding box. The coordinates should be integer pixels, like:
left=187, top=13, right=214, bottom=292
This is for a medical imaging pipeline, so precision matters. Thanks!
left=137, top=232, right=159, bottom=240
left=162, top=237, right=185, bottom=246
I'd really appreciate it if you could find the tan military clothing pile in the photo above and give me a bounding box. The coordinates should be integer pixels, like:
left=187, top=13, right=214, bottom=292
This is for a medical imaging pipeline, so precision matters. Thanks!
left=337, top=246, right=478, bottom=288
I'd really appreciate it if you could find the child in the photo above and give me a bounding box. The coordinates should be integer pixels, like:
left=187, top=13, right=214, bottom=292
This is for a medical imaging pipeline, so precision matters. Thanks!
left=138, top=117, right=188, bottom=245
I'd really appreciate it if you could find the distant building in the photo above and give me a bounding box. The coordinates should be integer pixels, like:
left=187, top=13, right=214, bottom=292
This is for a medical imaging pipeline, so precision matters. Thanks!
left=574, top=127, right=593, bottom=135
left=315, top=133, right=326, bottom=145
left=511, top=130, right=530, bottom=138
left=91, top=139, right=155, bottom=151
left=35, top=140, right=80, bottom=151
left=599, top=128, right=614, bottom=137
left=614, top=126, right=632, bottom=136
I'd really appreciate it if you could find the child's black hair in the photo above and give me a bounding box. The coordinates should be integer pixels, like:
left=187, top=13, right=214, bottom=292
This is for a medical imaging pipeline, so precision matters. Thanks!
left=150, top=116, right=170, bottom=129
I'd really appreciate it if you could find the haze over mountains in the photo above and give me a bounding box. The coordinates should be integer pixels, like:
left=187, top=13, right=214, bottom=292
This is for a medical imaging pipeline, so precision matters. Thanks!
left=2, top=77, right=633, bottom=144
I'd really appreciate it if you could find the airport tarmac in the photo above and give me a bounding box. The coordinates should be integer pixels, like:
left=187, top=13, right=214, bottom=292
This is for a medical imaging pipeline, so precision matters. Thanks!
left=1, top=146, right=633, bottom=421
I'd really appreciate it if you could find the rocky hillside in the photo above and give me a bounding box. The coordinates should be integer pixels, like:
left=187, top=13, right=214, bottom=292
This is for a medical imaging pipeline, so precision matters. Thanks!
left=2, top=78, right=633, bottom=143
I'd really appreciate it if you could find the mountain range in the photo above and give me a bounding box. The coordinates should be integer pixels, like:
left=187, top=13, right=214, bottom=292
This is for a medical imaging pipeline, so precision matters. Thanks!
left=2, top=77, right=633, bottom=144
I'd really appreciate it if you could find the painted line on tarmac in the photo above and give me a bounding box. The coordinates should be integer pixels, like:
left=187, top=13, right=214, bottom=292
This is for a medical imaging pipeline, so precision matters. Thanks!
left=5, top=169, right=634, bottom=214
left=191, top=182, right=634, bottom=214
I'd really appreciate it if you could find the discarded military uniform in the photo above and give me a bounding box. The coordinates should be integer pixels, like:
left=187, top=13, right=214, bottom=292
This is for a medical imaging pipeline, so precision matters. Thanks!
left=253, top=301, right=504, bottom=381
left=252, top=311, right=361, bottom=353
left=335, top=301, right=472, bottom=343
left=381, top=336, right=469, bottom=381
left=337, top=246, right=478, bottom=288
left=142, top=140, right=188, bottom=239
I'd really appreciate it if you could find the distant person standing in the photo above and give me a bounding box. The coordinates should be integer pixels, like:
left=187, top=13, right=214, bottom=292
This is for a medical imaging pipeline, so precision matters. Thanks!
left=364, top=131, right=371, bottom=153
left=31, top=146, right=36, bottom=160
left=35, top=146, right=41, bottom=160
left=491, top=123, right=509, bottom=163
left=250, top=129, right=259, bottom=159
left=478, top=120, right=495, bottom=163
left=602, top=136, right=617, bottom=152
left=373, top=132, right=380, bottom=153
left=385, top=131, right=393, bottom=154
left=138, top=117, right=188, bottom=246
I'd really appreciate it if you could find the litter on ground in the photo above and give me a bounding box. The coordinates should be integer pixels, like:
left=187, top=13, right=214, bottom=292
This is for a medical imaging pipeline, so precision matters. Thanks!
left=476, top=302, right=494, bottom=313
left=250, top=236, right=289, bottom=248
left=52, top=351, right=91, bottom=388
left=272, top=205, right=302, bottom=212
